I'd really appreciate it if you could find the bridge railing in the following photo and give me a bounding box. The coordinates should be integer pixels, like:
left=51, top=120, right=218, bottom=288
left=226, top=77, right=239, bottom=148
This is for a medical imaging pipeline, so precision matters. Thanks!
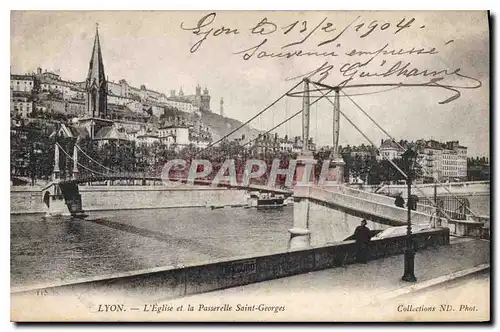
left=308, top=186, right=435, bottom=227
left=322, top=186, right=467, bottom=221
left=414, top=203, right=467, bottom=220
left=375, top=181, right=490, bottom=196
left=307, top=186, right=485, bottom=236
left=322, top=185, right=397, bottom=206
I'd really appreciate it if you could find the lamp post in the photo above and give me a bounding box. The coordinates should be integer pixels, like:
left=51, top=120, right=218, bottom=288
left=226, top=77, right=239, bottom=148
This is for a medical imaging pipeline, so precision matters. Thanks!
left=402, top=147, right=417, bottom=282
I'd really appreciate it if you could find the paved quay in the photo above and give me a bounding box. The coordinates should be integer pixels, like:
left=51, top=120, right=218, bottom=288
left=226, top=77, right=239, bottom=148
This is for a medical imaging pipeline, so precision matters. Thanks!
left=161, top=237, right=490, bottom=321
left=11, top=237, right=489, bottom=322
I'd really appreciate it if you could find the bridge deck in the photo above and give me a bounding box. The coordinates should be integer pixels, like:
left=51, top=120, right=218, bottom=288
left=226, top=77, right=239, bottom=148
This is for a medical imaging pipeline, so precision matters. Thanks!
left=309, top=186, right=483, bottom=229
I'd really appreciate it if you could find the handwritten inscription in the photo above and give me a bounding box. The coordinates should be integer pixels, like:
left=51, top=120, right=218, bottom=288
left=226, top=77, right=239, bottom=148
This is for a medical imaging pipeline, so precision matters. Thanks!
left=180, top=12, right=483, bottom=104
left=180, top=13, right=239, bottom=53
left=181, top=13, right=417, bottom=54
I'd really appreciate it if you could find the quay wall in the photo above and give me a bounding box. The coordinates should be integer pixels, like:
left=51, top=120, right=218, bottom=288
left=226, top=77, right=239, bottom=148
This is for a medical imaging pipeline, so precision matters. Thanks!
left=80, top=186, right=247, bottom=211
left=10, top=185, right=248, bottom=214
left=12, top=228, right=450, bottom=301
left=10, top=187, right=46, bottom=214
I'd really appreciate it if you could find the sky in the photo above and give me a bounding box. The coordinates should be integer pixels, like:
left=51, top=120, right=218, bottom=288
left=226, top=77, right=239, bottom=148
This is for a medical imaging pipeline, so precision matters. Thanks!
left=10, top=11, right=490, bottom=157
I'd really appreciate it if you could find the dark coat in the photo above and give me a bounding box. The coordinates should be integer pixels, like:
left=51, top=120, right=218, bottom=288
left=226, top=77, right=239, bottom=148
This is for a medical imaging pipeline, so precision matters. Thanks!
left=395, top=196, right=405, bottom=208
left=354, top=225, right=372, bottom=245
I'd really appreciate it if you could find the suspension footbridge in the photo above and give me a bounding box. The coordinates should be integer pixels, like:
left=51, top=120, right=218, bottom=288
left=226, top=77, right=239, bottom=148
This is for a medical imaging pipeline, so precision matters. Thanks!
left=41, top=78, right=488, bottom=245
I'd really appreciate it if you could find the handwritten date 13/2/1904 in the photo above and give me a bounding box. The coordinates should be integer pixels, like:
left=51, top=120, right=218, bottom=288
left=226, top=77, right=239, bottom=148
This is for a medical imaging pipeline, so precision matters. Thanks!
left=180, top=12, right=421, bottom=53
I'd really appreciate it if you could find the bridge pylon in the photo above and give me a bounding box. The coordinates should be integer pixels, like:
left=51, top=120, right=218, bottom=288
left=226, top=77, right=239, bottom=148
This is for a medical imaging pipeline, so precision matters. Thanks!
left=72, top=145, right=79, bottom=180
left=289, top=78, right=316, bottom=249
left=52, top=143, right=60, bottom=181
left=328, top=87, right=345, bottom=184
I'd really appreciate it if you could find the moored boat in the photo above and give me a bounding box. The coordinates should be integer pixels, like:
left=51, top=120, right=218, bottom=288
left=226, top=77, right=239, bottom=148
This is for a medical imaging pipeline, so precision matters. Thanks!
left=246, top=191, right=285, bottom=209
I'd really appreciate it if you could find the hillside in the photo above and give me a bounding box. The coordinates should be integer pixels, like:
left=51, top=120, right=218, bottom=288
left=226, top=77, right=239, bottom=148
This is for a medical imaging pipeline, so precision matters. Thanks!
left=201, top=111, right=262, bottom=144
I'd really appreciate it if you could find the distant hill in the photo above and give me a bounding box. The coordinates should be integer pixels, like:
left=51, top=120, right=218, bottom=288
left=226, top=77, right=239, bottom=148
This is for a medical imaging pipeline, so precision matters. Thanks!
left=201, top=111, right=262, bottom=144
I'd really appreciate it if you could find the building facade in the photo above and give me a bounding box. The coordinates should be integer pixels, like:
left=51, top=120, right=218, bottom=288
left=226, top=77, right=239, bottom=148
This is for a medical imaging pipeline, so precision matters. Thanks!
left=10, top=75, right=35, bottom=93
left=378, top=138, right=468, bottom=182
left=378, top=139, right=404, bottom=161
left=158, top=124, right=191, bottom=147
left=11, top=96, right=33, bottom=118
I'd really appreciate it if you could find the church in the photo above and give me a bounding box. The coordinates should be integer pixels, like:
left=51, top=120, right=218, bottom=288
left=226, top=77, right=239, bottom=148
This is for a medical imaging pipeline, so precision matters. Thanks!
left=75, top=24, right=115, bottom=140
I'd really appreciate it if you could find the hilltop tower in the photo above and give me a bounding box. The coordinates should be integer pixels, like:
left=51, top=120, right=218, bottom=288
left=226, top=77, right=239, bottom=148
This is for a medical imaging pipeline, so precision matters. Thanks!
left=201, top=87, right=211, bottom=112
left=220, top=97, right=224, bottom=117
left=85, top=24, right=108, bottom=118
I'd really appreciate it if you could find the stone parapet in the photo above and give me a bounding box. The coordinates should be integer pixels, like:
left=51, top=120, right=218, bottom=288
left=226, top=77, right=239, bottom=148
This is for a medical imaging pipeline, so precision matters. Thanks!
left=12, top=228, right=450, bottom=302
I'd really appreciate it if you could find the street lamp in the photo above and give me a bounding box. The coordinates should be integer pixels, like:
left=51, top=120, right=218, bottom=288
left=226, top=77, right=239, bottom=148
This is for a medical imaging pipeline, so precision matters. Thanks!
left=402, top=147, right=418, bottom=282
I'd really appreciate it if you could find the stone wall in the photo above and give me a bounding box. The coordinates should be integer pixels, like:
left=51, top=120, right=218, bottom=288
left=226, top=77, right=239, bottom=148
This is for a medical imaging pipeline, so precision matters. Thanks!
left=80, top=186, right=247, bottom=211
left=12, top=228, right=450, bottom=302
left=10, top=188, right=46, bottom=214
left=10, top=185, right=248, bottom=214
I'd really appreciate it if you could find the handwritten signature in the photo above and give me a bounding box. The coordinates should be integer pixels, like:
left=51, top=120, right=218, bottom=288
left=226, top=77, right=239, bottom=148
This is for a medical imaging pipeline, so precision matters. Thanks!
left=287, top=60, right=482, bottom=104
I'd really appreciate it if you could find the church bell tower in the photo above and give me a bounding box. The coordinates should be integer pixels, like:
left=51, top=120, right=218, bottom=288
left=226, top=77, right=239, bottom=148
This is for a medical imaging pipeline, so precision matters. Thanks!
left=86, top=23, right=108, bottom=118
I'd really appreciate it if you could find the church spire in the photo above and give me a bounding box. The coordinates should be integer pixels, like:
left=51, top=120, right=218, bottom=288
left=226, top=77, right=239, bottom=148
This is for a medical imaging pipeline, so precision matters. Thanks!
left=87, top=23, right=106, bottom=89
left=86, top=23, right=107, bottom=118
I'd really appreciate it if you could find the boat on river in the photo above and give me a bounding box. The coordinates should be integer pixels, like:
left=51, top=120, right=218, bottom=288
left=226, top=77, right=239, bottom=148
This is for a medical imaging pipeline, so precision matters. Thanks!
left=246, top=191, right=285, bottom=209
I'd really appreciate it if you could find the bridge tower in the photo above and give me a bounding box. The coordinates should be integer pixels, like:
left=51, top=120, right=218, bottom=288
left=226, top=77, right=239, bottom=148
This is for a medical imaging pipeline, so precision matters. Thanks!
left=52, top=143, right=60, bottom=181
left=72, top=145, right=79, bottom=179
left=328, top=88, right=345, bottom=184
left=289, top=78, right=317, bottom=249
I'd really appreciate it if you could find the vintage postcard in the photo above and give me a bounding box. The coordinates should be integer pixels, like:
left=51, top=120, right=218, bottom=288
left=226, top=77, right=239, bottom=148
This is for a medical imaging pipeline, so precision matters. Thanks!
left=10, top=10, right=490, bottom=322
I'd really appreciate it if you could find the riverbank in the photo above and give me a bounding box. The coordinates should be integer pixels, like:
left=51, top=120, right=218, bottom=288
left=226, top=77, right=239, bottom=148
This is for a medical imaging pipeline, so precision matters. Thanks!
left=12, top=230, right=489, bottom=322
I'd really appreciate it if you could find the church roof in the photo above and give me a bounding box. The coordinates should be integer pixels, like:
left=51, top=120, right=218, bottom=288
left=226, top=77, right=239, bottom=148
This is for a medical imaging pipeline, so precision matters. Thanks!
left=94, top=126, right=129, bottom=141
left=48, top=123, right=89, bottom=139
left=380, top=139, right=403, bottom=150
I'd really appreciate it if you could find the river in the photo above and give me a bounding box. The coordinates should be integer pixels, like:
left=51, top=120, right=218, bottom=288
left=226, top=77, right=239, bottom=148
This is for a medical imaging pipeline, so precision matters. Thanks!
left=11, top=194, right=489, bottom=288
left=11, top=206, right=293, bottom=287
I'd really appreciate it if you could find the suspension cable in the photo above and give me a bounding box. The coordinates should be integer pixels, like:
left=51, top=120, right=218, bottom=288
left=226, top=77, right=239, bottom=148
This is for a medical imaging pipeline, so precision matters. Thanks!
left=56, top=143, right=111, bottom=177
left=315, top=102, right=319, bottom=144
left=76, top=145, right=117, bottom=173
left=312, top=82, right=454, bottom=222
left=212, top=109, right=302, bottom=161
left=191, top=80, right=303, bottom=158
left=339, top=88, right=478, bottom=217
left=210, top=91, right=333, bottom=161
